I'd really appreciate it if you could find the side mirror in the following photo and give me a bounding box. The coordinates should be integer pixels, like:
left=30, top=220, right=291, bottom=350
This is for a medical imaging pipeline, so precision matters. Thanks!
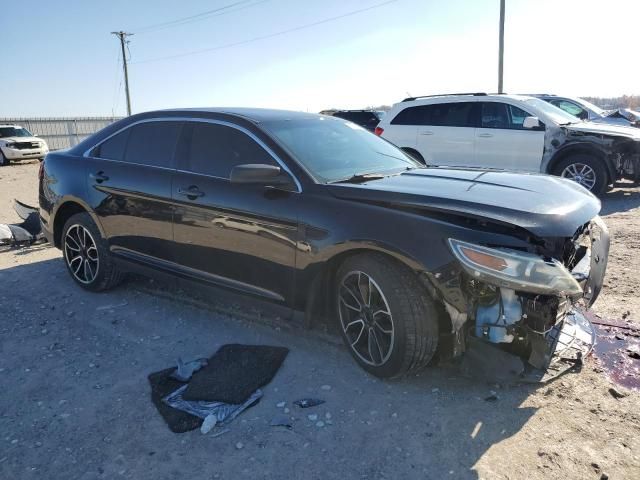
left=523, top=116, right=542, bottom=129
left=230, top=164, right=296, bottom=190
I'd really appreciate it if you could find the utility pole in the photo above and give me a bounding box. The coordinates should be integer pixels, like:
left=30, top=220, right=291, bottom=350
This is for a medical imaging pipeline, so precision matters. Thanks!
left=111, top=31, right=133, bottom=116
left=498, top=0, right=505, bottom=93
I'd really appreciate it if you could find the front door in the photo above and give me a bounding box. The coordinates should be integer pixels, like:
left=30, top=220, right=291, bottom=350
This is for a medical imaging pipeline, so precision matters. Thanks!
left=85, top=120, right=182, bottom=262
left=172, top=120, right=299, bottom=304
left=474, top=102, right=545, bottom=172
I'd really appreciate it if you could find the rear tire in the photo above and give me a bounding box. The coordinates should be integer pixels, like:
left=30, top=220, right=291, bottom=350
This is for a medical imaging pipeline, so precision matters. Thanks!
left=552, top=154, right=607, bottom=195
left=62, top=212, right=123, bottom=292
left=335, top=253, right=439, bottom=378
left=0, top=151, right=9, bottom=166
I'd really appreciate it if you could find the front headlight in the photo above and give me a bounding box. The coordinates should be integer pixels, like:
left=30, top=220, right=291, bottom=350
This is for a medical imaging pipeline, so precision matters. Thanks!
left=448, top=239, right=583, bottom=296
left=5, top=142, right=16, bottom=149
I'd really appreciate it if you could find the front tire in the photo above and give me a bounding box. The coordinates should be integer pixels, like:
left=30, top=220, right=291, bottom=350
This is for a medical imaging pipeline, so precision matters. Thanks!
left=335, top=253, right=439, bottom=378
left=552, top=154, right=607, bottom=195
left=62, top=212, right=123, bottom=291
left=0, top=151, right=9, bottom=166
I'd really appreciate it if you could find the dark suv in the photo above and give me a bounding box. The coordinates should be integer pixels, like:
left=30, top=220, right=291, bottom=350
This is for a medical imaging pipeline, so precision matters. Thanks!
left=40, top=108, right=608, bottom=378
left=329, top=110, right=384, bottom=132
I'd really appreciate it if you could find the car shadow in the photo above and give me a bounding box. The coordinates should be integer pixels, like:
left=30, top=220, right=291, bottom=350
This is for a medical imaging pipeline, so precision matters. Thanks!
left=0, top=256, right=548, bottom=479
left=600, top=183, right=640, bottom=215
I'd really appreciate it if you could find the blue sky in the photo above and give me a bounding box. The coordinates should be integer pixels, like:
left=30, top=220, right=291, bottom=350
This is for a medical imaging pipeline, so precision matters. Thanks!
left=3, top=0, right=639, bottom=117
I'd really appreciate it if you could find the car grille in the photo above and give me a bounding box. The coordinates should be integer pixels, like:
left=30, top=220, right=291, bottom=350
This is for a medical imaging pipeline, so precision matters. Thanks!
left=13, top=142, right=40, bottom=150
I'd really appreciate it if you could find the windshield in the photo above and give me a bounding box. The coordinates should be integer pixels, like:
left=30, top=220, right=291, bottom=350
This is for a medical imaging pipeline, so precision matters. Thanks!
left=524, top=98, right=581, bottom=125
left=0, top=127, right=33, bottom=138
left=264, top=116, right=420, bottom=183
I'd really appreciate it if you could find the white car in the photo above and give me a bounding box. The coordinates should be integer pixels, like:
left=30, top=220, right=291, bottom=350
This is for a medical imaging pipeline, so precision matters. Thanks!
left=0, top=125, right=49, bottom=166
left=376, top=93, right=640, bottom=194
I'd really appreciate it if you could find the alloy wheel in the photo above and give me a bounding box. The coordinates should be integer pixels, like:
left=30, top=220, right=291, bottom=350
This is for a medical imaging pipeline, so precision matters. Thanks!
left=64, top=224, right=99, bottom=284
left=338, top=271, right=395, bottom=366
left=560, top=163, right=597, bottom=190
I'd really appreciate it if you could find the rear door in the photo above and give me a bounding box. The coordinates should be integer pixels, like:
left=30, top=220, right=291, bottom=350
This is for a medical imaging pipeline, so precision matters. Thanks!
left=414, top=102, right=478, bottom=166
left=474, top=102, right=545, bottom=172
left=85, top=120, right=182, bottom=262
left=171, top=120, right=299, bottom=304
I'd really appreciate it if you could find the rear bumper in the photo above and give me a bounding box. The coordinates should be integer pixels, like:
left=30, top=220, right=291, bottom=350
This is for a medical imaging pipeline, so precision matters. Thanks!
left=40, top=217, right=54, bottom=246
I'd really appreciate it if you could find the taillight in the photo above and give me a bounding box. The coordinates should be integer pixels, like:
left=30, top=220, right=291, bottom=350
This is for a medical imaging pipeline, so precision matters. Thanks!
left=374, top=126, right=384, bottom=136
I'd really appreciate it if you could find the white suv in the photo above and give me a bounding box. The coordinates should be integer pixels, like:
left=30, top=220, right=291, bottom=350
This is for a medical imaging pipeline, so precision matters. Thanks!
left=0, top=125, right=49, bottom=166
left=376, top=93, right=640, bottom=194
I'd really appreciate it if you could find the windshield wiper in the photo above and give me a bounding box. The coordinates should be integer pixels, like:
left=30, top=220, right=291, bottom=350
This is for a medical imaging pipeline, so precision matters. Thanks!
left=331, top=173, right=388, bottom=184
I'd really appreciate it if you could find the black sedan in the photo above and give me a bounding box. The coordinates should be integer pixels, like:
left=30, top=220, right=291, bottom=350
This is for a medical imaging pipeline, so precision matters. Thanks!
left=39, top=108, right=609, bottom=378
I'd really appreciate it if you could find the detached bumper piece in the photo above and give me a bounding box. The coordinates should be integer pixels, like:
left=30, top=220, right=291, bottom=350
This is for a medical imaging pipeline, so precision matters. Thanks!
left=0, top=200, right=45, bottom=248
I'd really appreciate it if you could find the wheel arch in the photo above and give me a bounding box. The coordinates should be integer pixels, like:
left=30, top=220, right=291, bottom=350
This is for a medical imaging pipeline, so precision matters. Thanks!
left=547, top=144, right=615, bottom=185
left=52, top=198, right=103, bottom=248
left=303, top=246, right=450, bottom=333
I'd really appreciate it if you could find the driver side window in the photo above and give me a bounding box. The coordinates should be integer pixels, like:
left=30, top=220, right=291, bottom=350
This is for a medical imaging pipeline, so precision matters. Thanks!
left=180, top=122, right=276, bottom=178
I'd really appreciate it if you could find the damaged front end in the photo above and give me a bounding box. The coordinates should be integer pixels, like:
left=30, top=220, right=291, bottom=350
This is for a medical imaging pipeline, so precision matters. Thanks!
left=438, top=216, right=609, bottom=379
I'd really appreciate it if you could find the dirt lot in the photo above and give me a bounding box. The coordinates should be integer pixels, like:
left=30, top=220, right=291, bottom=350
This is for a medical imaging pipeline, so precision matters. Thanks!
left=1, top=160, right=639, bottom=480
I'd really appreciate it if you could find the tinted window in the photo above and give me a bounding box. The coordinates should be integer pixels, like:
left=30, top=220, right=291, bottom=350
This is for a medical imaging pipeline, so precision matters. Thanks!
left=391, top=106, right=426, bottom=125
left=184, top=123, right=275, bottom=178
left=124, top=121, right=182, bottom=168
left=391, top=102, right=476, bottom=127
left=481, top=103, right=534, bottom=130
left=334, top=112, right=380, bottom=129
left=94, top=129, right=130, bottom=160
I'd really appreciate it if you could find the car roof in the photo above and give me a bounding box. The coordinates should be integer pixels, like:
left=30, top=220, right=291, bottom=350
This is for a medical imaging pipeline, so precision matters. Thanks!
left=0, top=124, right=21, bottom=128
left=157, top=107, right=320, bottom=123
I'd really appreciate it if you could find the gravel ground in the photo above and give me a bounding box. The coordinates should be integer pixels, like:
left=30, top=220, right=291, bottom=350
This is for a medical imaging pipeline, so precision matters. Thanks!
left=1, top=160, right=639, bottom=480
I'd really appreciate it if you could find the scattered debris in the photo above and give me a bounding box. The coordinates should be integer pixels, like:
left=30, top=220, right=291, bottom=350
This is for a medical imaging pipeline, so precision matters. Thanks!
left=235, top=442, right=244, bottom=450
left=315, top=421, right=325, bottom=428
left=294, top=398, right=325, bottom=409
left=608, top=387, right=629, bottom=399
left=276, top=402, right=286, bottom=408
left=320, top=385, right=332, bottom=391
left=269, top=414, right=293, bottom=429
left=200, top=414, right=217, bottom=434
left=171, top=358, right=208, bottom=382
left=307, top=414, right=318, bottom=421
left=96, top=301, right=129, bottom=311
left=484, top=392, right=499, bottom=402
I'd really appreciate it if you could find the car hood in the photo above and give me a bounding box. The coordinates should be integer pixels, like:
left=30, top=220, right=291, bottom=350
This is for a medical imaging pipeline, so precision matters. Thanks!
left=0, top=136, right=43, bottom=144
left=327, top=168, right=601, bottom=237
left=566, top=121, right=640, bottom=138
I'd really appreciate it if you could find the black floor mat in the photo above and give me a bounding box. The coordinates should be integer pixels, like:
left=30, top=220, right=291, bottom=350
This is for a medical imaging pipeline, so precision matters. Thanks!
left=182, top=344, right=289, bottom=404
left=148, top=368, right=203, bottom=433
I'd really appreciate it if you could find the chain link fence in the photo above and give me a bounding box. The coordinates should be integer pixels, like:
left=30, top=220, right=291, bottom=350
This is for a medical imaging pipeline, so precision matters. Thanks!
left=0, top=117, right=123, bottom=151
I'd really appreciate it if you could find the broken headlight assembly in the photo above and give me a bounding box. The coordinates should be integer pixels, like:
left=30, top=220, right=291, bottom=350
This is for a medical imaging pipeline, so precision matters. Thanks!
left=448, top=239, right=583, bottom=297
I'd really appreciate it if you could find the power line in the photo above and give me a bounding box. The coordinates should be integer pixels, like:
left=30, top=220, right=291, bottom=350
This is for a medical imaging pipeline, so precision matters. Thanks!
left=132, top=0, right=399, bottom=65
left=132, top=0, right=267, bottom=34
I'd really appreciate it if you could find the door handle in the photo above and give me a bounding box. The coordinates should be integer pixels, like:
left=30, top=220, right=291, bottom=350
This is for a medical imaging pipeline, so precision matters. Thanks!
left=420, top=131, right=434, bottom=136
left=178, top=186, right=205, bottom=199
left=90, top=171, right=109, bottom=183
left=478, top=133, right=493, bottom=138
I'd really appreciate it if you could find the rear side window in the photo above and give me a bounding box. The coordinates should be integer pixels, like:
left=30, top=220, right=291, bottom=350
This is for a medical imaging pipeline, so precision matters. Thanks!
left=93, top=129, right=130, bottom=160
left=182, top=122, right=275, bottom=178
left=391, top=102, right=476, bottom=127
left=124, top=121, right=182, bottom=168
left=391, top=106, right=427, bottom=125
